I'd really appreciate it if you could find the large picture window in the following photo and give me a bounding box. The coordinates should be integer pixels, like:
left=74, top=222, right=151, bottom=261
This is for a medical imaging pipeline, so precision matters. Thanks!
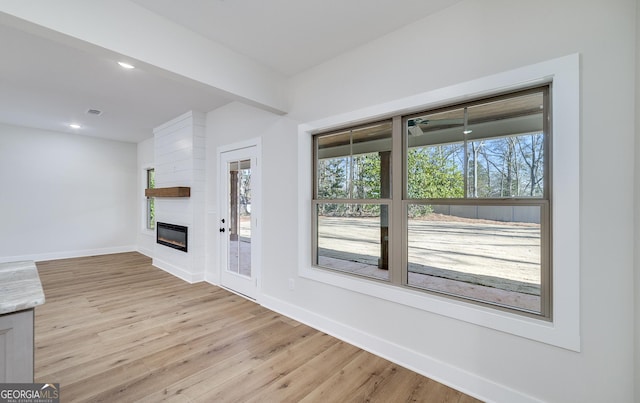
left=313, top=86, right=550, bottom=318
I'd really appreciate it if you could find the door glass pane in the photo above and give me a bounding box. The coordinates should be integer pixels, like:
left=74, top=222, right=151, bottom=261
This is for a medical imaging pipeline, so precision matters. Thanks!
left=228, top=159, right=251, bottom=277
left=407, top=203, right=542, bottom=313
left=315, top=203, right=389, bottom=281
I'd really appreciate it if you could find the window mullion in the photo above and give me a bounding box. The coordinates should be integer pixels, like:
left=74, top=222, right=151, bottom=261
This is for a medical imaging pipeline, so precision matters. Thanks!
left=390, top=116, right=404, bottom=285
left=463, top=107, right=469, bottom=198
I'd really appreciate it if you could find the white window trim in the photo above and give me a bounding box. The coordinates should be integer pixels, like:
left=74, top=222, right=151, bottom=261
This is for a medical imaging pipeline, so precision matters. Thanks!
left=142, top=165, right=155, bottom=234
left=297, top=54, right=580, bottom=351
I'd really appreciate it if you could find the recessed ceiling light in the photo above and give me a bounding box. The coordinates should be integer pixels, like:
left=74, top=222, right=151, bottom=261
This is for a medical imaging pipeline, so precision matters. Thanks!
left=117, top=61, right=135, bottom=69
left=69, top=123, right=82, bottom=129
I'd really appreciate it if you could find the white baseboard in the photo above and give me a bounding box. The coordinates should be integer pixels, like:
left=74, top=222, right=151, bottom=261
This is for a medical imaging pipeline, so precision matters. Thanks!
left=137, top=246, right=154, bottom=259
left=204, top=273, right=220, bottom=286
left=260, top=294, right=541, bottom=403
left=0, top=245, right=138, bottom=263
left=152, top=257, right=204, bottom=284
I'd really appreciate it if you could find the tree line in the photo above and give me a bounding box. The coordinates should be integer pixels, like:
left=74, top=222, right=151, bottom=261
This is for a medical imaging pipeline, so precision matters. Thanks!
left=317, top=132, right=544, bottom=217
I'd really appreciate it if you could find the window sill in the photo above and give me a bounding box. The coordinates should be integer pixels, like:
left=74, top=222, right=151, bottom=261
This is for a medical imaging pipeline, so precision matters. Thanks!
left=299, top=264, right=568, bottom=347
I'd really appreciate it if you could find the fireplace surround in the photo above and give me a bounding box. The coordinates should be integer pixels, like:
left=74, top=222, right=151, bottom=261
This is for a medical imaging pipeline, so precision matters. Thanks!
left=157, top=222, right=188, bottom=252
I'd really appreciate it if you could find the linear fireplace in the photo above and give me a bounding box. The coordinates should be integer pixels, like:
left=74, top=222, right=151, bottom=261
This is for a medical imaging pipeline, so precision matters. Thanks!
left=157, top=222, right=188, bottom=252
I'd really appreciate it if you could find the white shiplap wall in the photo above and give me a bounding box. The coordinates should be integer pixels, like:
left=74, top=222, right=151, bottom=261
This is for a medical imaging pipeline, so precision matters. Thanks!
left=152, top=111, right=206, bottom=282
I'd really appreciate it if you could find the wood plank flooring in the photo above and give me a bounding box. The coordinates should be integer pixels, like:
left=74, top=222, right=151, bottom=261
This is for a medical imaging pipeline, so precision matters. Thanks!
left=34, top=252, right=482, bottom=402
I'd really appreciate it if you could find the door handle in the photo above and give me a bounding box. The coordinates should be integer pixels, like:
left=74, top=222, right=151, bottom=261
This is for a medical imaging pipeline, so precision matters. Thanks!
left=220, top=228, right=225, bottom=232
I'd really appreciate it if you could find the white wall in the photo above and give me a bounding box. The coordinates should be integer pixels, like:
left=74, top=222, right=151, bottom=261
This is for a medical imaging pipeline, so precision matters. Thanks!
left=0, top=123, right=138, bottom=262
left=635, top=0, right=640, bottom=398
left=206, top=1, right=636, bottom=402
left=204, top=103, right=298, bottom=284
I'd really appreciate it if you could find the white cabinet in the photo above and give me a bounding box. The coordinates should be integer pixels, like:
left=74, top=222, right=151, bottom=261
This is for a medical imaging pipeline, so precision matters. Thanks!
left=0, top=309, right=34, bottom=382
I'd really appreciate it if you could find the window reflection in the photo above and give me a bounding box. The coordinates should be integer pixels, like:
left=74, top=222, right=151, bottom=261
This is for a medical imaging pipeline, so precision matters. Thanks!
left=316, top=203, right=389, bottom=281
left=317, top=122, right=392, bottom=200
left=407, top=204, right=542, bottom=313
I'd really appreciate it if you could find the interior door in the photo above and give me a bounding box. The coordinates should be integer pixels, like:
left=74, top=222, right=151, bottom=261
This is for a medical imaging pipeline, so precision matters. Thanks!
left=219, top=145, right=259, bottom=299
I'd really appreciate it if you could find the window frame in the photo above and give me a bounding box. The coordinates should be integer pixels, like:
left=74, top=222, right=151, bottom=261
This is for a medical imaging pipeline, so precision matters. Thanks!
left=313, top=88, right=551, bottom=318
left=298, top=54, right=580, bottom=351
left=145, top=167, right=155, bottom=231
left=312, top=120, right=394, bottom=280
left=402, top=87, right=551, bottom=318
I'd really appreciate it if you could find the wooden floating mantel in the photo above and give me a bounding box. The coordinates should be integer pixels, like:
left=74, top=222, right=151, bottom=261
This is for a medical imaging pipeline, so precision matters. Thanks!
left=145, top=187, right=191, bottom=198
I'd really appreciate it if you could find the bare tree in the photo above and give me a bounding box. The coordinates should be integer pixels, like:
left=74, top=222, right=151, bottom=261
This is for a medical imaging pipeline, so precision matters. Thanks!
left=516, top=133, right=544, bottom=196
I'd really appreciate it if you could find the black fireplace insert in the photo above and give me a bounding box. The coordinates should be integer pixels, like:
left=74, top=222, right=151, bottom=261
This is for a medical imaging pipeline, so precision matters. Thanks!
left=157, top=222, right=188, bottom=252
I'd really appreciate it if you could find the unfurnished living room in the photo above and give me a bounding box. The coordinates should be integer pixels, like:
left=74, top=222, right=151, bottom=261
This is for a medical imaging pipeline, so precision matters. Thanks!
left=0, top=1, right=638, bottom=402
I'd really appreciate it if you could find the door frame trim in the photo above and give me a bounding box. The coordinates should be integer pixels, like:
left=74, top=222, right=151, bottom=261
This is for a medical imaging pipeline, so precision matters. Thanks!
left=216, top=137, right=262, bottom=301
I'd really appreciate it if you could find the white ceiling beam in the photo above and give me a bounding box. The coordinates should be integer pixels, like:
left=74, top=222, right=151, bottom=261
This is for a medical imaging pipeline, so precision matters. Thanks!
left=0, top=0, right=288, bottom=115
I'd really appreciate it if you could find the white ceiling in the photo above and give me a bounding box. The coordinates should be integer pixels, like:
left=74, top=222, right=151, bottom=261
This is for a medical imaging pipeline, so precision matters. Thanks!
left=0, top=22, right=231, bottom=143
left=0, top=1, right=462, bottom=143
left=131, top=0, right=462, bottom=76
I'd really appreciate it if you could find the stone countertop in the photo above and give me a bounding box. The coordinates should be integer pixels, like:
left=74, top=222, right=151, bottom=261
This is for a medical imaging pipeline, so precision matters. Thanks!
left=0, top=260, right=45, bottom=315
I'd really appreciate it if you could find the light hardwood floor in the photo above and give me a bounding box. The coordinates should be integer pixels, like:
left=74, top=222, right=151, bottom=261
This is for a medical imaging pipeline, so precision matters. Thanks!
left=34, top=252, right=482, bottom=402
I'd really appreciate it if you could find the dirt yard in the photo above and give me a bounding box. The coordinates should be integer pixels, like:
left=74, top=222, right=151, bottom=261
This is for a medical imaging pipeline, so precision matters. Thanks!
left=317, top=214, right=542, bottom=312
